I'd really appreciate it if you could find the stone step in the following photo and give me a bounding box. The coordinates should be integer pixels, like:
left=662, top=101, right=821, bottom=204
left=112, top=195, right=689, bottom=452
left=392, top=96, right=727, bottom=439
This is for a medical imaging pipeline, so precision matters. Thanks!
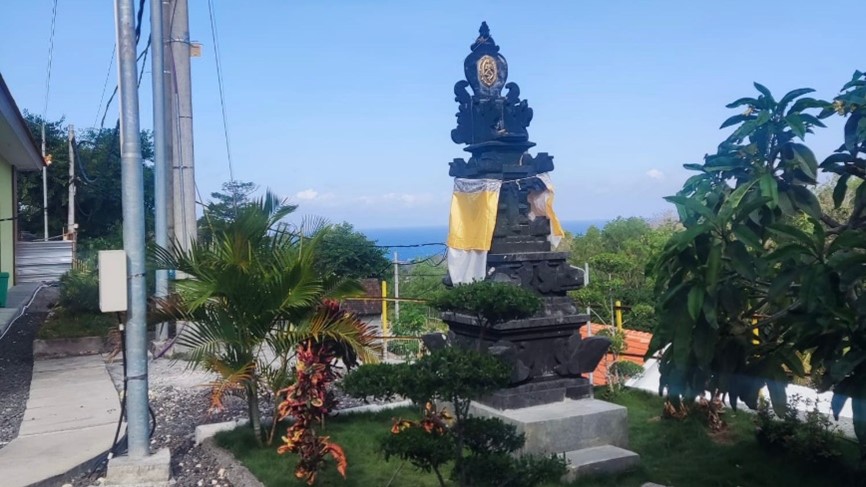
left=469, top=398, right=629, bottom=455
left=562, top=445, right=639, bottom=482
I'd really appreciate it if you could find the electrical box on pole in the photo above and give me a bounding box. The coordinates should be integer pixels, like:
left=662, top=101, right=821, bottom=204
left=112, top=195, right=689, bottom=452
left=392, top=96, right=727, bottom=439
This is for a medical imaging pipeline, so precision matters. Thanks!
left=98, top=250, right=127, bottom=312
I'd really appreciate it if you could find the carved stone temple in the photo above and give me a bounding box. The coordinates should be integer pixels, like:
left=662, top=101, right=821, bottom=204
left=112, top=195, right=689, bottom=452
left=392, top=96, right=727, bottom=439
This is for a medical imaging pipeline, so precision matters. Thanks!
left=441, top=22, right=612, bottom=410
left=436, top=24, right=639, bottom=478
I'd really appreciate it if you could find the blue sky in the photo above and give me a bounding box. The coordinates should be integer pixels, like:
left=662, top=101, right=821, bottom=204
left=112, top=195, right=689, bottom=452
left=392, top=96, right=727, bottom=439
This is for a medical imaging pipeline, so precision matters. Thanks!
left=0, top=0, right=860, bottom=228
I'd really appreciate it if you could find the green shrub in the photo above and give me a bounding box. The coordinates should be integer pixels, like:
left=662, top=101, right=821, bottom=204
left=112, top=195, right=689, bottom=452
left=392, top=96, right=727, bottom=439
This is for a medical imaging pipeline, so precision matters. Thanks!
left=430, top=281, right=540, bottom=350
left=756, top=394, right=842, bottom=465
left=58, top=265, right=101, bottom=313
left=342, top=348, right=565, bottom=487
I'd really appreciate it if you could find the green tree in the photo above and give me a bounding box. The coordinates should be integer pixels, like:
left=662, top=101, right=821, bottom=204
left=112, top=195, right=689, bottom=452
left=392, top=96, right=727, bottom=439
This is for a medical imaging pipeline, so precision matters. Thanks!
left=566, top=217, right=675, bottom=331
left=17, top=114, right=154, bottom=243
left=649, top=82, right=829, bottom=417
left=314, top=222, right=389, bottom=280
left=197, top=180, right=261, bottom=243
left=152, top=192, right=377, bottom=445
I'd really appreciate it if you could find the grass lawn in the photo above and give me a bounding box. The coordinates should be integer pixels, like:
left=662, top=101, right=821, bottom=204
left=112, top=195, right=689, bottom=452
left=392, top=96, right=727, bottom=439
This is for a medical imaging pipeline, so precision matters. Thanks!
left=216, top=389, right=861, bottom=487
left=37, top=308, right=117, bottom=339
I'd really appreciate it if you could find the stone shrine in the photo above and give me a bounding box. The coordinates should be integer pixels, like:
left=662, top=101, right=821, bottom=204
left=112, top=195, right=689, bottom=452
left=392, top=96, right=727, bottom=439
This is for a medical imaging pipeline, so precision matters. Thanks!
left=437, top=24, right=640, bottom=480
left=442, top=22, right=612, bottom=410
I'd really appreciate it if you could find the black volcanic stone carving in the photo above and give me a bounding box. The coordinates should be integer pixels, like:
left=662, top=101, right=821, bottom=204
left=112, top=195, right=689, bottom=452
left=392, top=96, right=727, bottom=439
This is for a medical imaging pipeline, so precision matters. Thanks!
left=442, top=23, right=610, bottom=410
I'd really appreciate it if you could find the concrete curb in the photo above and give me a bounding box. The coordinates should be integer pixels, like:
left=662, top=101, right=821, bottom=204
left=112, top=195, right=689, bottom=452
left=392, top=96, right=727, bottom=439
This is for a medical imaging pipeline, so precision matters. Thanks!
left=334, top=399, right=414, bottom=416
left=199, top=438, right=264, bottom=487
left=33, top=336, right=110, bottom=358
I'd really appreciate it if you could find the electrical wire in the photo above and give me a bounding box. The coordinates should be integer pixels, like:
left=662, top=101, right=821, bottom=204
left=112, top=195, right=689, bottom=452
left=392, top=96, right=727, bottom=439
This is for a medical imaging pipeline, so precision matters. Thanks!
left=0, top=284, right=50, bottom=344
left=374, top=242, right=446, bottom=248
left=93, top=45, right=116, bottom=129
left=41, top=0, right=59, bottom=124
left=206, top=0, right=236, bottom=184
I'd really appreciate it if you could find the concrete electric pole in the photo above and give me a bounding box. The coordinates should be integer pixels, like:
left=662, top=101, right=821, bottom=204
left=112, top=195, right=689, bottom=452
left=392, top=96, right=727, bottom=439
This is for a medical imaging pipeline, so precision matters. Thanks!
left=168, top=0, right=197, bottom=250
left=66, top=124, right=75, bottom=241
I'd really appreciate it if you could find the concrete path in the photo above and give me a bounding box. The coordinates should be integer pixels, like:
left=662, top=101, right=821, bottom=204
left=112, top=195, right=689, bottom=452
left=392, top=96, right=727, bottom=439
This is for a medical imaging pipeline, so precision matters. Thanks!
left=0, top=282, right=43, bottom=338
left=0, top=355, right=120, bottom=487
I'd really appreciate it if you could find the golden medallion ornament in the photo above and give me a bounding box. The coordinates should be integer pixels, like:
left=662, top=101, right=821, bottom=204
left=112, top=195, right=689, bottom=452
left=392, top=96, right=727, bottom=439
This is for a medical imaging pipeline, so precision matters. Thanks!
left=477, top=55, right=497, bottom=87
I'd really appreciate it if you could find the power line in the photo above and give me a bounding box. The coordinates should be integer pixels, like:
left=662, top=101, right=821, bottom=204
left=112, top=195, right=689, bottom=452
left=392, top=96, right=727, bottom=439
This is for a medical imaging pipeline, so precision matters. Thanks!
left=93, top=45, right=116, bottom=128
left=374, top=242, right=446, bottom=248
left=41, top=0, right=59, bottom=122
left=206, top=0, right=235, bottom=183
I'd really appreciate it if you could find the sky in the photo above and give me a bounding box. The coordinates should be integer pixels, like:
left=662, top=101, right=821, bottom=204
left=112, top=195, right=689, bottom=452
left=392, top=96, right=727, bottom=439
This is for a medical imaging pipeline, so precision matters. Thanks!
left=0, top=0, right=860, bottom=229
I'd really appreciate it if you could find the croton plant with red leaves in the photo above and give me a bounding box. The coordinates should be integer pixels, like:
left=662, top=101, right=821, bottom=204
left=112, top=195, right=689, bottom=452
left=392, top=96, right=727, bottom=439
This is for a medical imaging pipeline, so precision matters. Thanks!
left=276, top=300, right=379, bottom=484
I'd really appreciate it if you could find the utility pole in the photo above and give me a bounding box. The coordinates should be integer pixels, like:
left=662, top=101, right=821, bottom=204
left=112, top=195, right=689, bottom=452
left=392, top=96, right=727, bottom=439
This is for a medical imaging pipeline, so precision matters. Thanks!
left=41, top=125, right=48, bottom=241
left=151, top=0, right=169, bottom=340
left=66, top=125, right=75, bottom=241
left=393, top=252, right=400, bottom=324
left=113, top=0, right=150, bottom=459
left=169, top=0, right=197, bottom=250
left=163, top=0, right=175, bottom=256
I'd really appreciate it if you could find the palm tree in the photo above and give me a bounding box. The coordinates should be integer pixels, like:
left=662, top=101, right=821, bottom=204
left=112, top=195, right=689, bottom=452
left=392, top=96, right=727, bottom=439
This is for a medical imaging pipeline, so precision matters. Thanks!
left=152, top=192, right=378, bottom=445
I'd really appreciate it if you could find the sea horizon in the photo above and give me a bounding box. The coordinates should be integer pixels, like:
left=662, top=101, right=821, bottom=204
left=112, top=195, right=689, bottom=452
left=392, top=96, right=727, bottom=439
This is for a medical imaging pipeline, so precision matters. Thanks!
left=360, top=219, right=609, bottom=261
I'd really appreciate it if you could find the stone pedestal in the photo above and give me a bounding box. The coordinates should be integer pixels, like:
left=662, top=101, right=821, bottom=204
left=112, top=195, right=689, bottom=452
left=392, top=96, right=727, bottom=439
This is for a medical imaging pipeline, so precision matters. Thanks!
left=104, top=448, right=172, bottom=487
left=469, top=399, right=629, bottom=455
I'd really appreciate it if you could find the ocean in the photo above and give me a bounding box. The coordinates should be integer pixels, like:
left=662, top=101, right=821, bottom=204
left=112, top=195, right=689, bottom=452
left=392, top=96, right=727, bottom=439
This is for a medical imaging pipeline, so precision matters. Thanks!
left=360, top=220, right=608, bottom=262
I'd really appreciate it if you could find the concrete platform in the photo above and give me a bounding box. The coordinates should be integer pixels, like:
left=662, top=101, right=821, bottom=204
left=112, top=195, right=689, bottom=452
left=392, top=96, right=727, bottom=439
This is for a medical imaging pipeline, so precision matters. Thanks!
left=469, top=398, right=629, bottom=455
left=562, top=445, right=639, bottom=481
left=0, top=355, right=120, bottom=487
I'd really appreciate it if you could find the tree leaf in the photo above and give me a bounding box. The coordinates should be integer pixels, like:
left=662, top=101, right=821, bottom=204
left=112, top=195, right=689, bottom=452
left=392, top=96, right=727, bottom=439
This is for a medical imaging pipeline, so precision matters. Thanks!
left=733, top=225, right=762, bottom=249
left=725, top=97, right=758, bottom=109
left=758, top=174, right=779, bottom=208
left=829, top=353, right=866, bottom=382
left=790, top=97, right=830, bottom=114
left=719, top=114, right=754, bottom=129
left=790, top=144, right=819, bottom=181
left=767, top=378, right=788, bottom=417
left=726, top=240, right=756, bottom=280
left=673, top=311, right=694, bottom=365
left=845, top=113, right=861, bottom=152
left=785, top=113, right=807, bottom=139
left=753, top=82, right=775, bottom=105
left=692, top=321, right=717, bottom=367
left=664, top=196, right=717, bottom=224
left=706, top=242, right=722, bottom=291
left=789, top=186, right=822, bottom=220
left=687, top=286, right=704, bottom=320
left=768, top=223, right=815, bottom=249
left=683, top=163, right=705, bottom=172
left=833, top=174, right=851, bottom=208
left=768, top=268, right=798, bottom=301
left=778, top=88, right=815, bottom=112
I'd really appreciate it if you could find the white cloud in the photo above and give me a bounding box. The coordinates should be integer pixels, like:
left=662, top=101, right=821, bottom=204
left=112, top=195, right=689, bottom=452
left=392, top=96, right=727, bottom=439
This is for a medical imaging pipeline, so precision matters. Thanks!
left=646, top=169, right=664, bottom=181
left=359, top=192, right=436, bottom=206
left=295, top=189, right=318, bottom=200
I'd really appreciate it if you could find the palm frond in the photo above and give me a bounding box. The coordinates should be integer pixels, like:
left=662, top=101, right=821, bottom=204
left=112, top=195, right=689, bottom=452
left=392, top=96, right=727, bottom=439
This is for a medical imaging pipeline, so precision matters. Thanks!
left=205, top=359, right=256, bottom=412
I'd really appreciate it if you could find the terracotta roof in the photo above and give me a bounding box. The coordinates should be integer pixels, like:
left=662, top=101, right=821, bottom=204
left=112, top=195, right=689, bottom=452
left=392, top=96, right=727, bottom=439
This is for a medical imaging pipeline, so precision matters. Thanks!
left=580, top=324, right=653, bottom=386
left=340, top=278, right=382, bottom=316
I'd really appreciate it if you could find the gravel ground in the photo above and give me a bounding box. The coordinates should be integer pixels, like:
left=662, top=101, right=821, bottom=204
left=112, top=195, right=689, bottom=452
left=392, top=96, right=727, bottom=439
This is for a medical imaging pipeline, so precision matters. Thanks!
left=0, top=286, right=57, bottom=451
left=66, top=355, right=385, bottom=486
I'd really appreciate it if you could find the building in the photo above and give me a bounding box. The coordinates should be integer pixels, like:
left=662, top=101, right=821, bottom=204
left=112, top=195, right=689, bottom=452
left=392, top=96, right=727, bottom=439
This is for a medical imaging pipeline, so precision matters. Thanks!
left=340, top=278, right=383, bottom=330
left=0, top=72, right=45, bottom=290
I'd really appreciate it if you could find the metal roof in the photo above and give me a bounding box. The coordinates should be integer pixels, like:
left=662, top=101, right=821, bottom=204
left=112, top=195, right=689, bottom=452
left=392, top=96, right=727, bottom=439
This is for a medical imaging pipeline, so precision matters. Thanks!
left=0, top=72, right=44, bottom=172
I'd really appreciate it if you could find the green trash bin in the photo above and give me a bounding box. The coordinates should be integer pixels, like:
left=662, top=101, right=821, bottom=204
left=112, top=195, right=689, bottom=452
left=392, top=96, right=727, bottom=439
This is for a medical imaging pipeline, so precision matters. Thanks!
left=0, top=272, right=8, bottom=308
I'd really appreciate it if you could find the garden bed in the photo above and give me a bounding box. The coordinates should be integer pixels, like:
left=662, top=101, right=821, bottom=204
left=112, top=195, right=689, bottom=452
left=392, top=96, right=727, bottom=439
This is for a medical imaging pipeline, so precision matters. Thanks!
left=214, top=389, right=862, bottom=487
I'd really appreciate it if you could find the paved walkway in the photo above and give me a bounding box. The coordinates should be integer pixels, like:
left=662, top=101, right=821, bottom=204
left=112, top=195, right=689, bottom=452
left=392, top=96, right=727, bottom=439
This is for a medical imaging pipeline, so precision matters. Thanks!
left=0, top=282, right=43, bottom=338
left=0, top=355, right=120, bottom=487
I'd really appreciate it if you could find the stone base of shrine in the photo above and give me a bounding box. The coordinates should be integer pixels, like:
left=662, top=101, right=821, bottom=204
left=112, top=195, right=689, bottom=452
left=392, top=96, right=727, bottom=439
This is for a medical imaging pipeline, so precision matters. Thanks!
left=469, top=398, right=629, bottom=456
left=479, top=377, right=592, bottom=410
